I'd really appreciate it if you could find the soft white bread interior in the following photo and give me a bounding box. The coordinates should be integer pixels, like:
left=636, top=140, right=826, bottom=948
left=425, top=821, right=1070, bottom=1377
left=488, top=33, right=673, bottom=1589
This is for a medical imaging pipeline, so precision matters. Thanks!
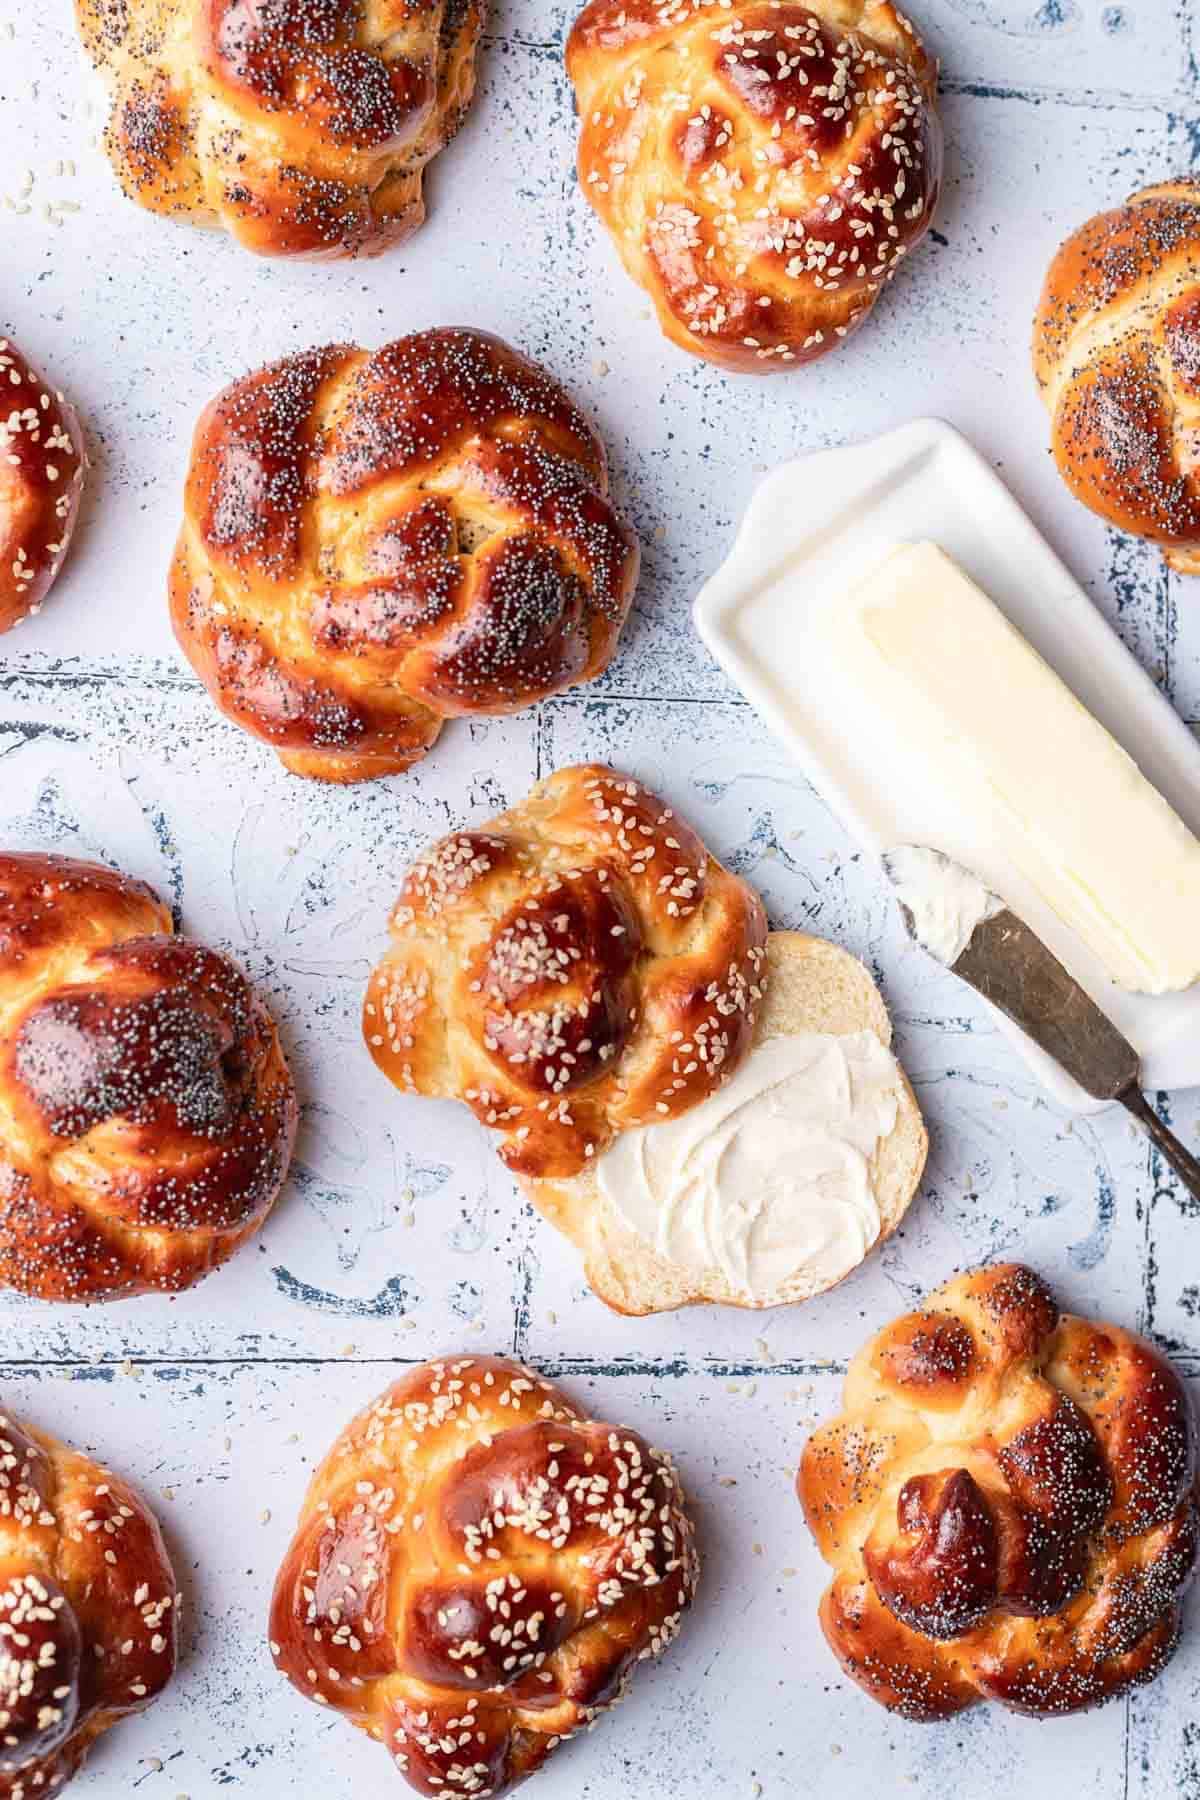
left=522, top=930, right=928, bottom=1315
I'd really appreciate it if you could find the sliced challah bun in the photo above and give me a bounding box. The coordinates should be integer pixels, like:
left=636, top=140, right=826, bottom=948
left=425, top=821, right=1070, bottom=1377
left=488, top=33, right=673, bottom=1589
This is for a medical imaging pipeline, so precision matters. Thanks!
left=363, top=768, right=925, bottom=1314
left=363, top=765, right=768, bottom=1166
left=526, top=931, right=927, bottom=1315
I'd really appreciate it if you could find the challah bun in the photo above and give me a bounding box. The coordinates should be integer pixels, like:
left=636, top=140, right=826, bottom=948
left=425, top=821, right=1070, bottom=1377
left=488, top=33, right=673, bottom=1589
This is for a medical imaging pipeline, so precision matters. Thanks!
left=1034, top=179, right=1200, bottom=571
left=0, top=851, right=296, bottom=1300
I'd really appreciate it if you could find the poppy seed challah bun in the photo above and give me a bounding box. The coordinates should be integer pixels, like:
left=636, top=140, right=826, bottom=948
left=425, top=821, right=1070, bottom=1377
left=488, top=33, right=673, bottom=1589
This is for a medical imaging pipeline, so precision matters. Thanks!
left=799, top=1263, right=1199, bottom=1720
left=171, top=334, right=640, bottom=782
left=1034, top=179, right=1200, bottom=572
left=75, top=0, right=486, bottom=259
left=0, top=851, right=296, bottom=1301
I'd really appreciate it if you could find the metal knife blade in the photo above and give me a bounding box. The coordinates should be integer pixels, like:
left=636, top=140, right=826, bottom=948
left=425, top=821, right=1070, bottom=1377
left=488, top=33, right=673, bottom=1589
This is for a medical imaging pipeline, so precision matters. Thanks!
left=950, top=905, right=1137, bottom=1100
left=882, top=846, right=1137, bottom=1100
left=883, top=847, right=1200, bottom=1204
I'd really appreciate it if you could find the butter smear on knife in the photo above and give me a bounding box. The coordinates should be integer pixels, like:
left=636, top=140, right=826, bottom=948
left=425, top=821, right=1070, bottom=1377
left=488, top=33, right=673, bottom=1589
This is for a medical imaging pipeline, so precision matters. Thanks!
left=819, top=542, right=1200, bottom=995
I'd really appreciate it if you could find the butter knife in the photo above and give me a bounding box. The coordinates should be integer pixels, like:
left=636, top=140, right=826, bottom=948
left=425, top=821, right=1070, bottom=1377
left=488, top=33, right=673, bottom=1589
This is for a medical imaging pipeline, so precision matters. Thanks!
left=883, top=846, right=1200, bottom=1202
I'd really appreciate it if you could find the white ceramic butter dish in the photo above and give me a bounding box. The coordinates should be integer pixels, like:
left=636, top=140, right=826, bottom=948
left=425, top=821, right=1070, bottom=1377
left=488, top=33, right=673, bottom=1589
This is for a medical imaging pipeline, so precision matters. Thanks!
left=692, top=417, right=1200, bottom=1109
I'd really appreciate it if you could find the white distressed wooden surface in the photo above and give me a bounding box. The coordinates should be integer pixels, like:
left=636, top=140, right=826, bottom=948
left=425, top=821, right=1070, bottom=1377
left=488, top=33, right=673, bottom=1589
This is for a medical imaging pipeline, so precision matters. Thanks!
left=2, top=2, right=1200, bottom=1796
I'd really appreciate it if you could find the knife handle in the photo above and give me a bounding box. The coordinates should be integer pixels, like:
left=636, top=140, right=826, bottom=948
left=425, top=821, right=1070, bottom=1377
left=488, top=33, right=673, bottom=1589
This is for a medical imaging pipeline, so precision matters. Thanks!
left=1121, top=1088, right=1200, bottom=1207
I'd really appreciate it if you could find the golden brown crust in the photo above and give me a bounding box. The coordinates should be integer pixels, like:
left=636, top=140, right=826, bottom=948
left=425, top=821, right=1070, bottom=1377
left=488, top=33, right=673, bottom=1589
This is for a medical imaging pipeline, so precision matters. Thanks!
left=0, top=851, right=297, bottom=1301
left=268, top=1354, right=698, bottom=1798
left=1033, top=178, right=1200, bottom=571
left=75, top=0, right=486, bottom=259
left=171, top=332, right=640, bottom=783
left=0, top=1408, right=177, bottom=1797
left=567, top=0, right=941, bottom=372
left=798, top=1263, right=1199, bottom=1721
left=363, top=764, right=768, bottom=1178
left=0, top=342, right=87, bottom=635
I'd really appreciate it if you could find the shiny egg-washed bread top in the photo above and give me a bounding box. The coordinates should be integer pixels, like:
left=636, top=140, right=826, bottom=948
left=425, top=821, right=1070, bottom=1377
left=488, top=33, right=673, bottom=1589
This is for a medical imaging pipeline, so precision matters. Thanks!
left=75, top=0, right=484, bottom=259
left=0, top=852, right=297, bottom=1302
left=363, top=764, right=769, bottom=1178
left=567, top=0, right=942, bottom=372
left=1034, top=179, right=1200, bottom=573
left=0, top=1408, right=177, bottom=1799
left=171, top=331, right=640, bottom=783
left=799, top=1263, right=1199, bottom=1720
left=526, top=930, right=927, bottom=1314
left=269, top=1354, right=697, bottom=1798
left=0, top=341, right=87, bottom=636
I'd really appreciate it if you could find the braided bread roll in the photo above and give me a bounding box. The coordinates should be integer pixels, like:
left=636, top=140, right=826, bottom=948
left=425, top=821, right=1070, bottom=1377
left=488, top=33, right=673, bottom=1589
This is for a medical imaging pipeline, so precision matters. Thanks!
left=171, top=331, right=640, bottom=783
left=0, top=1407, right=177, bottom=1797
left=363, top=764, right=768, bottom=1177
left=567, top=0, right=942, bottom=372
left=799, top=1263, right=1199, bottom=1720
left=0, top=341, right=87, bottom=635
left=269, top=1354, right=697, bottom=1797
left=0, top=852, right=297, bottom=1302
left=75, top=0, right=485, bottom=259
left=1034, top=179, right=1200, bottom=572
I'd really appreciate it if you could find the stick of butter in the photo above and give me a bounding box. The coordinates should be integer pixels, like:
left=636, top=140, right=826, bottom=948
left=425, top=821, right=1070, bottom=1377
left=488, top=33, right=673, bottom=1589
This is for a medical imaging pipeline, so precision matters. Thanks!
left=820, top=541, right=1200, bottom=995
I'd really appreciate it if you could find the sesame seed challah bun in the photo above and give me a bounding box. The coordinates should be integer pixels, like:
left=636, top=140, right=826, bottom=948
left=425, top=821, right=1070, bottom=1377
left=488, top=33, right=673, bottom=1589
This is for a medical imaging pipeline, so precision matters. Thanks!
left=567, top=0, right=942, bottom=371
left=0, top=1406, right=178, bottom=1796
left=363, top=763, right=769, bottom=1176
left=269, top=1354, right=697, bottom=1797
left=0, top=340, right=86, bottom=635
left=363, top=765, right=925, bottom=1311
